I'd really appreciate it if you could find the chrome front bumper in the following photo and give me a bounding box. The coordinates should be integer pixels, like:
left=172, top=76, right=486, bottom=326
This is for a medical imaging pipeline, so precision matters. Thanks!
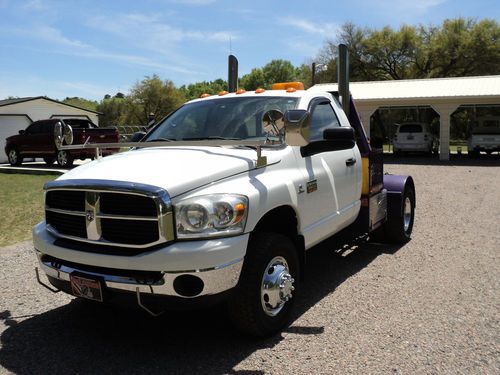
left=36, top=251, right=243, bottom=299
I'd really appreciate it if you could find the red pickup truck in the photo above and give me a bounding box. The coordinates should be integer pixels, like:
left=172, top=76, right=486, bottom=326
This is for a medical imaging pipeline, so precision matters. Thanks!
left=5, top=118, right=120, bottom=167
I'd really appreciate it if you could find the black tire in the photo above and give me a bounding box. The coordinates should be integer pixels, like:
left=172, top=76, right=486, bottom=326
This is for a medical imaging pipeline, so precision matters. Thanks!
left=43, top=157, right=55, bottom=165
left=371, top=185, right=415, bottom=244
left=7, top=148, right=22, bottom=166
left=227, top=232, right=299, bottom=337
left=56, top=150, right=74, bottom=167
left=468, top=150, right=479, bottom=158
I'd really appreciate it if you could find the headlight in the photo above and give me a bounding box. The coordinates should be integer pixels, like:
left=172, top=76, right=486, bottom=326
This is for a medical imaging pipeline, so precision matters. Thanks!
left=175, top=194, right=248, bottom=239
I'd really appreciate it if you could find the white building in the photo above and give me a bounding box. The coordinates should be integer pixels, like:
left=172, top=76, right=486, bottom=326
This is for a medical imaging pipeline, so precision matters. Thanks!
left=0, top=96, right=100, bottom=163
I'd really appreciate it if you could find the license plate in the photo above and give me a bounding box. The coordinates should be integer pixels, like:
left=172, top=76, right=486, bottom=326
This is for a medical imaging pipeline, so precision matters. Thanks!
left=407, top=135, right=414, bottom=140
left=70, top=274, right=103, bottom=302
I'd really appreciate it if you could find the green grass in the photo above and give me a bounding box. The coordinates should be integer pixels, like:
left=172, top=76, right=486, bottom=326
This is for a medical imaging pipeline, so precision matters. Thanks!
left=0, top=174, right=56, bottom=247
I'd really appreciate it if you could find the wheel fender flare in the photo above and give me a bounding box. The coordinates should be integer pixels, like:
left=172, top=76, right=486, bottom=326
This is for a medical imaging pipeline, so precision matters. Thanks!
left=383, top=174, right=416, bottom=217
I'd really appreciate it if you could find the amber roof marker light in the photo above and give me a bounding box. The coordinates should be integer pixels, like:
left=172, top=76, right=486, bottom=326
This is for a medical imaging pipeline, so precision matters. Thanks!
left=271, top=82, right=305, bottom=91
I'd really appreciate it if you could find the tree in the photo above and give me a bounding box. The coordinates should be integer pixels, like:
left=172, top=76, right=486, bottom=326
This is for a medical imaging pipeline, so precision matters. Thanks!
left=426, top=18, right=500, bottom=77
left=320, top=18, right=500, bottom=81
left=240, top=68, right=266, bottom=90
left=62, top=97, right=98, bottom=111
left=96, top=96, right=128, bottom=127
left=262, top=60, right=296, bottom=86
left=180, top=79, right=227, bottom=100
left=362, top=25, right=418, bottom=80
left=240, top=60, right=297, bottom=90
left=125, top=75, right=186, bottom=125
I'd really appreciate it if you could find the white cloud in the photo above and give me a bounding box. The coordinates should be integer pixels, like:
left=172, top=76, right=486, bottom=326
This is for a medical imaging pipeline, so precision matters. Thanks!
left=22, top=0, right=48, bottom=11
left=4, top=24, right=195, bottom=74
left=86, top=12, right=237, bottom=47
left=280, top=17, right=339, bottom=37
left=36, top=25, right=91, bottom=49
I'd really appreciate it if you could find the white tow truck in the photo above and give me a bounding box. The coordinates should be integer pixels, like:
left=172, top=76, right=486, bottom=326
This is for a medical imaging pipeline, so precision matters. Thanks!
left=33, top=48, right=416, bottom=336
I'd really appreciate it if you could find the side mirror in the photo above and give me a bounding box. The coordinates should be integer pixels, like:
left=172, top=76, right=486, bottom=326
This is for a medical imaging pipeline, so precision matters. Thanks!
left=18, top=130, right=25, bottom=135
left=301, top=127, right=355, bottom=157
left=262, top=109, right=285, bottom=137
left=323, top=127, right=355, bottom=142
left=284, top=109, right=310, bottom=146
left=130, top=131, right=146, bottom=142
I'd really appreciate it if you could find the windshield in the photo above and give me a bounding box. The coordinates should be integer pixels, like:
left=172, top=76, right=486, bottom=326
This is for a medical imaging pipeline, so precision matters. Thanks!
left=62, top=119, right=97, bottom=129
left=145, top=96, right=298, bottom=142
left=399, top=124, right=423, bottom=133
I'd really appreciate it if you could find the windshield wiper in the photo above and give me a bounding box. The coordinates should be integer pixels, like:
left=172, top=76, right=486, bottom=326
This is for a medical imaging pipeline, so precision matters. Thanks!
left=145, top=137, right=176, bottom=142
left=181, top=136, right=242, bottom=141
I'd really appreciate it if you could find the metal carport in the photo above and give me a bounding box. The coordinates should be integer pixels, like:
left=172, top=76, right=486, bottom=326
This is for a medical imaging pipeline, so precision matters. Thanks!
left=309, top=75, right=500, bottom=160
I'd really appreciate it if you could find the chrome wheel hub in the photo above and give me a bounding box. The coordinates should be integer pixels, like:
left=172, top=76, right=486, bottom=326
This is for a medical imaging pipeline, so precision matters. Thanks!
left=58, top=151, right=67, bottom=165
left=261, top=256, right=295, bottom=317
left=403, top=196, right=412, bottom=232
left=8, top=150, right=17, bottom=163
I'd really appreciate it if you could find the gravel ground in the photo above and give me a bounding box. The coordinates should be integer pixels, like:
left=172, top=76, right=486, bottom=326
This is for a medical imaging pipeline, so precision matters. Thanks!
left=0, top=158, right=499, bottom=374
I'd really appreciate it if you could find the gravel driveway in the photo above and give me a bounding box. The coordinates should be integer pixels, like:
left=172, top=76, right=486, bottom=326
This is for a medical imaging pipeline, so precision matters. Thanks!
left=0, top=158, right=499, bottom=374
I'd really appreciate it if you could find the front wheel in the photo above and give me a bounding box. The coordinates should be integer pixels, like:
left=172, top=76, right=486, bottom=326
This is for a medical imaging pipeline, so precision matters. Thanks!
left=7, top=148, right=22, bottom=166
left=56, top=150, right=74, bottom=167
left=227, top=233, right=299, bottom=337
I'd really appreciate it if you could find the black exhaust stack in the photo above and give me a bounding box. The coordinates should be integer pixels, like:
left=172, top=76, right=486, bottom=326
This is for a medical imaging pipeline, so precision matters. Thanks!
left=337, top=44, right=350, bottom=117
left=228, top=55, right=238, bottom=93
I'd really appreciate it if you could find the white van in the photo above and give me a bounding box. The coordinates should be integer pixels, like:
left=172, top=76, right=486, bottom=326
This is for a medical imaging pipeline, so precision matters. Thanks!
left=393, top=122, right=437, bottom=155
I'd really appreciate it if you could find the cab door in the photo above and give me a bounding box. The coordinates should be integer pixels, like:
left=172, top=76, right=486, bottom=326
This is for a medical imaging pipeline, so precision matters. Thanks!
left=294, top=99, right=360, bottom=248
left=19, top=121, right=44, bottom=155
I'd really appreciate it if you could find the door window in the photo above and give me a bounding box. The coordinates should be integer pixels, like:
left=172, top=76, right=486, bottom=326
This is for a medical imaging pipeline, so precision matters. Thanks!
left=26, top=122, right=43, bottom=134
left=41, top=121, right=55, bottom=134
left=310, top=102, right=341, bottom=141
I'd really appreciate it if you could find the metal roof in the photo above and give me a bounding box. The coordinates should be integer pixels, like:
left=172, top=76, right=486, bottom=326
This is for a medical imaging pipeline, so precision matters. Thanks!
left=0, top=96, right=101, bottom=114
left=309, top=75, right=500, bottom=101
left=0, top=97, right=37, bottom=106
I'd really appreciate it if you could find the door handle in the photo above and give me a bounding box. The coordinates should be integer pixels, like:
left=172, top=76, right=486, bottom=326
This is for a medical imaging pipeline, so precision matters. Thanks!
left=345, top=158, right=357, bottom=166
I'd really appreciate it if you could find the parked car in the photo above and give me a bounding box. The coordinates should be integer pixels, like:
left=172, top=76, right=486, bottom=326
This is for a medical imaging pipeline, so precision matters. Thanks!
left=467, top=116, right=500, bottom=157
left=4, top=118, right=120, bottom=167
left=392, top=122, right=438, bottom=155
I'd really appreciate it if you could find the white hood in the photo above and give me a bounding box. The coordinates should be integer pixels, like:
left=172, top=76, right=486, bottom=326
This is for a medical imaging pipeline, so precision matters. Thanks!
left=59, top=146, right=281, bottom=197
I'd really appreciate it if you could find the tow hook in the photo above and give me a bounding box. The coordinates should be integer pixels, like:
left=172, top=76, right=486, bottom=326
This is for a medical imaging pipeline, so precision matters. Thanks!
left=35, top=267, right=61, bottom=293
left=135, top=287, right=164, bottom=317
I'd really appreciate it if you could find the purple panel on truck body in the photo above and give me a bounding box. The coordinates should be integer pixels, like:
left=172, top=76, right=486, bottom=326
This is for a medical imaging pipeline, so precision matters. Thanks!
left=383, top=174, right=416, bottom=207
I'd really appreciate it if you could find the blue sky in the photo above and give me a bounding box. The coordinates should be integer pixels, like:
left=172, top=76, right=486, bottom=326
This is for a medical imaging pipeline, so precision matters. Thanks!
left=0, top=0, right=498, bottom=101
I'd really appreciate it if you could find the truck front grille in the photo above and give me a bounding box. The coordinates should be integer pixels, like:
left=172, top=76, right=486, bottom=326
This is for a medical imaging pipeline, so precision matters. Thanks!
left=44, top=180, right=174, bottom=252
left=101, top=218, right=159, bottom=245
left=46, top=210, right=87, bottom=238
